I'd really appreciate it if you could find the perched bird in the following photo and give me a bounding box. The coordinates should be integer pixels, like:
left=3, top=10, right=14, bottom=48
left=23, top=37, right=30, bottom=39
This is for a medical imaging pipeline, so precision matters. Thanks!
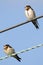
left=25, top=5, right=39, bottom=29
left=4, top=44, right=21, bottom=62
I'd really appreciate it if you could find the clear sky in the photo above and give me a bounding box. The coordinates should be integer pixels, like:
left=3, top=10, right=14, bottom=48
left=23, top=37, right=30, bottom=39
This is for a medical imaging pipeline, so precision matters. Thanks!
left=0, top=0, right=43, bottom=65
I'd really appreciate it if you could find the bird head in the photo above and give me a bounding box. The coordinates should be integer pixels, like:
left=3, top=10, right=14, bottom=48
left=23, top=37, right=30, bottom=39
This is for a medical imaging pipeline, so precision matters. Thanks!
left=4, top=44, right=12, bottom=50
left=25, top=5, right=31, bottom=10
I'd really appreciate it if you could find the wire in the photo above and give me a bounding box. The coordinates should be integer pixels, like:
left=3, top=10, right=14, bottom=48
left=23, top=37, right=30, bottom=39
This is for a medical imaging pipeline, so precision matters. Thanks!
left=0, top=15, right=43, bottom=33
left=0, top=44, right=43, bottom=60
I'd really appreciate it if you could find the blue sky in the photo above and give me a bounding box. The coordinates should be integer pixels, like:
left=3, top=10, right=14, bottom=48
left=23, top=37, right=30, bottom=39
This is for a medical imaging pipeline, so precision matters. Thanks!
left=0, top=0, right=43, bottom=65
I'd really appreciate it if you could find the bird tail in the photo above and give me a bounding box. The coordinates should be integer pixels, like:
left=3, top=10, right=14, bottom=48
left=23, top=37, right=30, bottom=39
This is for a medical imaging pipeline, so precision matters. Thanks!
left=32, top=20, right=39, bottom=29
left=13, top=54, right=21, bottom=62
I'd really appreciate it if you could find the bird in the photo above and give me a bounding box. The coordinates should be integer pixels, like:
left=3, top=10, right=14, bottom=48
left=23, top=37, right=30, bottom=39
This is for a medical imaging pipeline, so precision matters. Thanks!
left=3, top=44, right=21, bottom=62
left=25, top=5, right=39, bottom=29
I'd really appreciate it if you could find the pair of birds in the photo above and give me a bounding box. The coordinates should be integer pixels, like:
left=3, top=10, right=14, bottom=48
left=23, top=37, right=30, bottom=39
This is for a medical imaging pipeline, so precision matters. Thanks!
left=4, top=5, right=39, bottom=62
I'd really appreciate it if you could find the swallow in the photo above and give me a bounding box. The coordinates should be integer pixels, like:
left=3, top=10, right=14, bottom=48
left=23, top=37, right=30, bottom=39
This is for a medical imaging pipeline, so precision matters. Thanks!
left=25, top=5, right=39, bottom=29
left=4, top=44, right=21, bottom=62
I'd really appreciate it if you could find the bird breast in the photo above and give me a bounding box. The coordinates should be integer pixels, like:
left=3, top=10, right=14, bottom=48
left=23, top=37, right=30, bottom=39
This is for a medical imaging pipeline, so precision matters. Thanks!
left=25, top=9, right=35, bottom=20
left=4, top=47, right=15, bottom=55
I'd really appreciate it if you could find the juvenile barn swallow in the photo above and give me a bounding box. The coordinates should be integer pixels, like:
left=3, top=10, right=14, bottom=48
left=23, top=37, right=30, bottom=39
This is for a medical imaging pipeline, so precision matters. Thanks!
left=4, top=44, right=21, bottom=62
left=25, top=5, right=39, bottom=29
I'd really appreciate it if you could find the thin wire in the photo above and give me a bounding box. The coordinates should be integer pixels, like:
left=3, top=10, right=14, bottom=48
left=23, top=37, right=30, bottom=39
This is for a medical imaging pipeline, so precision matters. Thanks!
left=0, top=15, right=43, bottom=33
left=0, top=44, right=43, bottom=60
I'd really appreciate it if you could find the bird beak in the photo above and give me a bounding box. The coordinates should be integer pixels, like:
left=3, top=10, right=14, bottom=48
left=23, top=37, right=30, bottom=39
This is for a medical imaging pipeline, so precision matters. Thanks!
left=4, top=46, right=6, bottom=49
left=25, top=7, right=28, bottom=10
left=4, top=46, right=7, bottom=49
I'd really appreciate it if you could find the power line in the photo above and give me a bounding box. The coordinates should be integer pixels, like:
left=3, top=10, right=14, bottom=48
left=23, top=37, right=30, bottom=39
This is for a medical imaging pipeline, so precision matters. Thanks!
left=0, top=44, right=43, bottom=60
left=0, top=15, right=43, bottom=33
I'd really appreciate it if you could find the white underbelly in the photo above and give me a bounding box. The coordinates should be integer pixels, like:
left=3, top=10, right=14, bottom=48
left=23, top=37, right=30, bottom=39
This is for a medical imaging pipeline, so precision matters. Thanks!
left=4, top=48, right=15, bottom=55
left=25, top=9, right=35, bottom=20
